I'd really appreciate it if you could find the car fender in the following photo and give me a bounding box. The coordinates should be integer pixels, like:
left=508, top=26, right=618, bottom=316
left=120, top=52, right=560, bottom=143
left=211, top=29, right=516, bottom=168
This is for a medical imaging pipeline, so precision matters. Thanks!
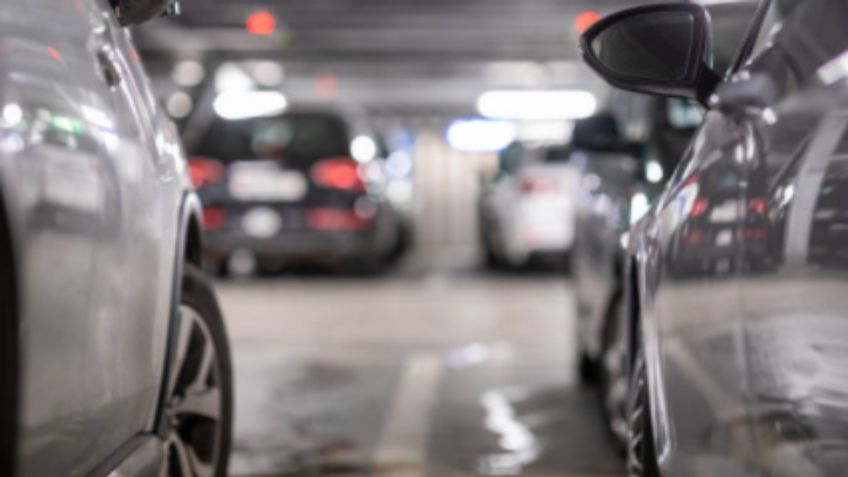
left=150, top=190, right=204, bottom=437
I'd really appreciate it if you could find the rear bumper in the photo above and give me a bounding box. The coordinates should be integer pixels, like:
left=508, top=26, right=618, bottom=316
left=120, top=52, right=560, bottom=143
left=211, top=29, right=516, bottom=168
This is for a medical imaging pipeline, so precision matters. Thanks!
left=205, top=229, right=378, bottom=264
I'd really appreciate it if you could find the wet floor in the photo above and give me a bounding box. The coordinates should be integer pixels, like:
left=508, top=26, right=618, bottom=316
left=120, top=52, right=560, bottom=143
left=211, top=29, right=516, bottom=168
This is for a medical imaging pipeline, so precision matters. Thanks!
left=216, top=252, right=625, bottom=477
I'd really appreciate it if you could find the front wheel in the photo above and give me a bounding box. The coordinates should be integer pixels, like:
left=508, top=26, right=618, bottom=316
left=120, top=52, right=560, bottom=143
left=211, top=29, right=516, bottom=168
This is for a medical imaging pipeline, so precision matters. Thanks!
left=626, top=345, right=660, bottom=477
left=163, top=265, right=233, bottom=477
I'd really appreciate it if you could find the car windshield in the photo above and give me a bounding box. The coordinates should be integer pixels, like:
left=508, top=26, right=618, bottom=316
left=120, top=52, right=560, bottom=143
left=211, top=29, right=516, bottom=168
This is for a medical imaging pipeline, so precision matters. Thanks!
left=194, top=113, right=351, bottom=163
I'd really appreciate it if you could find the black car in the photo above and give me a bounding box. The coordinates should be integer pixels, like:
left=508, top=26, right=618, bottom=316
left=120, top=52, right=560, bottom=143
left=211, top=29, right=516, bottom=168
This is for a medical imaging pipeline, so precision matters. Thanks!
left=190, top=110, right=406, bottom=274
left=582, top=0, right=848, bottom=475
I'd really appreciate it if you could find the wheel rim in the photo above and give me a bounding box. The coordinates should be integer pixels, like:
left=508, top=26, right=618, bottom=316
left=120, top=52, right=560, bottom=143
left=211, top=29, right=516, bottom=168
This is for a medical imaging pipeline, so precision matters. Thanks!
left=626, top=356, right=647, bottom=477
left=603, top=333, right=629, bottom=441
left=164, top=305, right=223, bottom=477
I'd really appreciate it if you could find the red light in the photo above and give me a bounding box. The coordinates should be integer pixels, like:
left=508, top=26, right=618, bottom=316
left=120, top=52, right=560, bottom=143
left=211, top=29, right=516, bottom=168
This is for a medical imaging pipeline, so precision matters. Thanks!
left=520, top=178, right=557, bottom=195
left=47, top=46, right=62, bottom=62
left=203, top=207, right=227, bottom=230
left=748, top=198, right=767, bottom=215
left=188, top=157, right=224, bottom=188
left=682, top=229, right=703, bottom=245
left=311, top=158, right=363, bottom=191
left=246, top=11, right=277, bottom=36
left=575, top=11, right=602, bottom=34
left=745, top=228, right=767, bottom=241
left=314, top=74, right=339, bottom=99
left=306, top=208, right=371, bottom=231
left=691, top=198, right=709, bottom=218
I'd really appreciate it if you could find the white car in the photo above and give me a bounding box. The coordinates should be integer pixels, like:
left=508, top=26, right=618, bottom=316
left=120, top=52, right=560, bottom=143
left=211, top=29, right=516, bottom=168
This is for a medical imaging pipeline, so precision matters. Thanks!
left=479, top=143, right=581, bottom=269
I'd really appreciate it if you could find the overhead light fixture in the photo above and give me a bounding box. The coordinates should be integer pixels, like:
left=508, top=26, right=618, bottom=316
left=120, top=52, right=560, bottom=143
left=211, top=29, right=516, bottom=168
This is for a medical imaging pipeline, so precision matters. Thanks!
left=172, top=60, right=205, bottom=87
left=246, top=10, right=277, bottom=36
left=575, top=11, right=602, bottom=34
left=446, top=118, right=516, bottom=153
left=213, top=91, right=288, bottom=120
left=477, top=90, right=598, bottom=121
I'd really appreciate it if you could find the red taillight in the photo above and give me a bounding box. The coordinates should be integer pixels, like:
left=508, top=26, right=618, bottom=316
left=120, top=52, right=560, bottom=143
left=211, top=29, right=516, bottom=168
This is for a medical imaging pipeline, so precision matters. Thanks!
left=189, top=157, right=224, bottom=188
left=203, top=207, right=227, bottom=230
left=691, top=198, right=709, bottom=218
left=311, top=158, right=364, bottom=191
left=745, top=227, right=767, bottom=240
left=682, top=229, right=703, bottom=245
left=748, top=198, right=767, bottom=215
left=306, top=208, right=371, bottom=231
left=520, top=178, right=557, bottom=195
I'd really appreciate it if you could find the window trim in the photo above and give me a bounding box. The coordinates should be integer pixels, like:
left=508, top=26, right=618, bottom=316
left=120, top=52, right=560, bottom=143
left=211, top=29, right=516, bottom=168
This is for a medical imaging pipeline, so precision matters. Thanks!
left=728, top=0, right=774, bottom=74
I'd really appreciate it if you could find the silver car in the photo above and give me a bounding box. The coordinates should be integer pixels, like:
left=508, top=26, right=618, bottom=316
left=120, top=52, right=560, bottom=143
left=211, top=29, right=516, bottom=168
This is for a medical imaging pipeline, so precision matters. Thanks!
left=0, top=1, right=233, bottom=475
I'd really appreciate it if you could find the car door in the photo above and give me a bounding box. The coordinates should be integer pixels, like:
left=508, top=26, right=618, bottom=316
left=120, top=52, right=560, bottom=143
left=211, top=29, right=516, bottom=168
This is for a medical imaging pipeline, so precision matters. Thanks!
left=641, top=104, right=757, bottom=475
left=14, top=1, right=175, bottom=474
left=724, top=0, right=848, bottom=474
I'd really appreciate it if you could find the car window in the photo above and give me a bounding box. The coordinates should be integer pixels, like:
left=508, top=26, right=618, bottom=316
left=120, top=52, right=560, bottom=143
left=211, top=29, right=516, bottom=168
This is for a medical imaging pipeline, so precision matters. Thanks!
left=194, top=113, right=350, bottom=164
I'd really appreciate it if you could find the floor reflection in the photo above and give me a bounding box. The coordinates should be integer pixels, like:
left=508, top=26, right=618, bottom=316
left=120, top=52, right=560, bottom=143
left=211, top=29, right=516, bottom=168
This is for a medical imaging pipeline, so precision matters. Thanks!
left=217, top=255, right=624, bottom=476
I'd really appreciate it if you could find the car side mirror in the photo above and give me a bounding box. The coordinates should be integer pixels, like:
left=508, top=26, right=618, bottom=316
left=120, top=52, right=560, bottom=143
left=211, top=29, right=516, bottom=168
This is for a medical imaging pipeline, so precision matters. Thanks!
left=580, top=3, right=721, bottom=105
left=112, top=0, right=180, bottom=26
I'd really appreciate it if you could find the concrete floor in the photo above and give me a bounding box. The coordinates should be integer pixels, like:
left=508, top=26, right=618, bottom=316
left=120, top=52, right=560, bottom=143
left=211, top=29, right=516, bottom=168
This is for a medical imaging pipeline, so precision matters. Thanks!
left=216, top=253, right=624, bottom=477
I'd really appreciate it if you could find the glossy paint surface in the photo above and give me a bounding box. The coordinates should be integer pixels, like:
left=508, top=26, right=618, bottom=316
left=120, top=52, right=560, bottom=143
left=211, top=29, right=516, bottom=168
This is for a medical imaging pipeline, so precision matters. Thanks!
left=0, top=0, right=191, bottom=474
left=629, top=0, right=848, bottom=475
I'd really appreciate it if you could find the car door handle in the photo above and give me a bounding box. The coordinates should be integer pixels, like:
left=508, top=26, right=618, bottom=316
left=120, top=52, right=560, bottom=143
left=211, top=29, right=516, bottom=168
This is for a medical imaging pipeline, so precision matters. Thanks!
left=710, top=73, right=778, bottom=113
left=96, top=47, right=122, bottom=88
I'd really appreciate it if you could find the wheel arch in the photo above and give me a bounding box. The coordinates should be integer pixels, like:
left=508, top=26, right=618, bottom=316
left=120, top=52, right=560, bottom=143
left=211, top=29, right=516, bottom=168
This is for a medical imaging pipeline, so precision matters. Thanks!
left=627, top=253, right=673, bottom=471
left=0, top=187, right=18, bottom=476
left=152, top=191, right=204, bottom=437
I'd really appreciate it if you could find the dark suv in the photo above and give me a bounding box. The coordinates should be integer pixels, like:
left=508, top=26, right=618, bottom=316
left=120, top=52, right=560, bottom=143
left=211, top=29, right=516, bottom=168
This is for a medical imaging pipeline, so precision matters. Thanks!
left=190, top=110, right=405, bottom=274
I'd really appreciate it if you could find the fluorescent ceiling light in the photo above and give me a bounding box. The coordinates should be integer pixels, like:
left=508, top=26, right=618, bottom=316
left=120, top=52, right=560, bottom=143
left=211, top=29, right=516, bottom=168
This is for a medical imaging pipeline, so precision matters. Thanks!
left=477, top=90, right=598, bottom=121
left=213, top=91, right=288, bottom=120
left=446, top=118, right=516, bottom=153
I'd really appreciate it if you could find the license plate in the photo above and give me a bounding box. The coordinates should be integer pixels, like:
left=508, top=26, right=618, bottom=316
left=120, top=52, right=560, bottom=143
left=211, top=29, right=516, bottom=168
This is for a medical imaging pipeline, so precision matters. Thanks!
left=242, top=207, right=282, bottom=238
left=229, top=161, right=307, bottom=202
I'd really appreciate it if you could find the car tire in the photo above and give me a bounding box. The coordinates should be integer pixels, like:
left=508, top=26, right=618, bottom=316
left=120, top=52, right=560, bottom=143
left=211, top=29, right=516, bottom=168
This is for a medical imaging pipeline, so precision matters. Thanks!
left=627, top=342, right=660, bottom=477
left=577, top=351, right=597, bottom=384
left=163, top=264, right=233, bottom=477
left=599, top=291, right=629, bottom=448
left=0, top=201, right=17, bottom=477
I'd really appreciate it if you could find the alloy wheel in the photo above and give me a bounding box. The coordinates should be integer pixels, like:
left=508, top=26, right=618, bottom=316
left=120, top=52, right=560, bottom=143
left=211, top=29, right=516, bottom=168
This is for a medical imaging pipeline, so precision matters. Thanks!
left=163, top=305, right=224, bottom=477
left=626, top=354, right=648, bottom=477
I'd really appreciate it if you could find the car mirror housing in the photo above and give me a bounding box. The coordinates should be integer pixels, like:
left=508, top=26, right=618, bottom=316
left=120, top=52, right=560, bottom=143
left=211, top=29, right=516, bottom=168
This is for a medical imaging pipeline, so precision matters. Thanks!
left=580, top=3, right=721, bottom=105
left=112, top=0, right=180, bottom=26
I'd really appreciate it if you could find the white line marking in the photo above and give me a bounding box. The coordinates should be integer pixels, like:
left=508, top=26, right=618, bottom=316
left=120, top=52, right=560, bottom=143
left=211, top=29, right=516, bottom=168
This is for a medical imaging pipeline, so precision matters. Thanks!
left=373, top=352, right=443, bottom=477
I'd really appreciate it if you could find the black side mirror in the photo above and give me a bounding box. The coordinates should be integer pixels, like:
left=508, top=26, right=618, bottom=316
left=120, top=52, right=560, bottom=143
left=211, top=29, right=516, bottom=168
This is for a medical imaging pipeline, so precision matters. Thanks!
left=580, top=3, right=721, bottom=104
left=113, top=0, right=180, bottom=26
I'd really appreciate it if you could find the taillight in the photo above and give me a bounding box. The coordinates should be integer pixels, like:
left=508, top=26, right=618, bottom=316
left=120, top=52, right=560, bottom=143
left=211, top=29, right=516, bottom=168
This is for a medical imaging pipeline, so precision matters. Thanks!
left=306, top=208, right=371, bottom=231
left=203, top=207, right=227, bottom=230
left=189, top=157, right=224, bottom=188
left=311, top=158, right=364, bottom=191
left=520, top=178, right=557, bottom=195
left=690, top=198, right=709, bottom=218
left=748, top=198, right=767, bottom=215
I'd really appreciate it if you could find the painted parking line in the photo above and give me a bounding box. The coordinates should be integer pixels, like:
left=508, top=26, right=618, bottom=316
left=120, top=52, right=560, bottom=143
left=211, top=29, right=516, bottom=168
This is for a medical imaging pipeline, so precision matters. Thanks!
left=373, top=352, right=444, bottom=477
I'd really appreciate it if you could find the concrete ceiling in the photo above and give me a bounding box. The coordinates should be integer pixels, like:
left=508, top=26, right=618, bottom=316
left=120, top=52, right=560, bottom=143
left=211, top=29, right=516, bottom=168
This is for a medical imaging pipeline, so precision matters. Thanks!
left=135, top=0, right=757, bottom=115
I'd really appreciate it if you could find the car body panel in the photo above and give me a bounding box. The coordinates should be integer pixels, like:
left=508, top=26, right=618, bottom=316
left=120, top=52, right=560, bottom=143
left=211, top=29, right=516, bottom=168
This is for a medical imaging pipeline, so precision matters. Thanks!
left=626, top=0, right=848, bottom=475
left=0, top=0, right=190, bottom=474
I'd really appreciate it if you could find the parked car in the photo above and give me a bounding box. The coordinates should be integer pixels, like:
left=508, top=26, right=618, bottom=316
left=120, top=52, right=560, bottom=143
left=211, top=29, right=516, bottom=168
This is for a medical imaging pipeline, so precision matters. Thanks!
left=571, top=113, right=644, bottom=442
left=478, top=142, right=580, bottom=269
left=0, top=0, right=233, bottom=476
left=189, top=110, right=407, bottom=275
left=582, top=0, right=848, bottom=475
left=574, top=105, right=702, bottom=443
